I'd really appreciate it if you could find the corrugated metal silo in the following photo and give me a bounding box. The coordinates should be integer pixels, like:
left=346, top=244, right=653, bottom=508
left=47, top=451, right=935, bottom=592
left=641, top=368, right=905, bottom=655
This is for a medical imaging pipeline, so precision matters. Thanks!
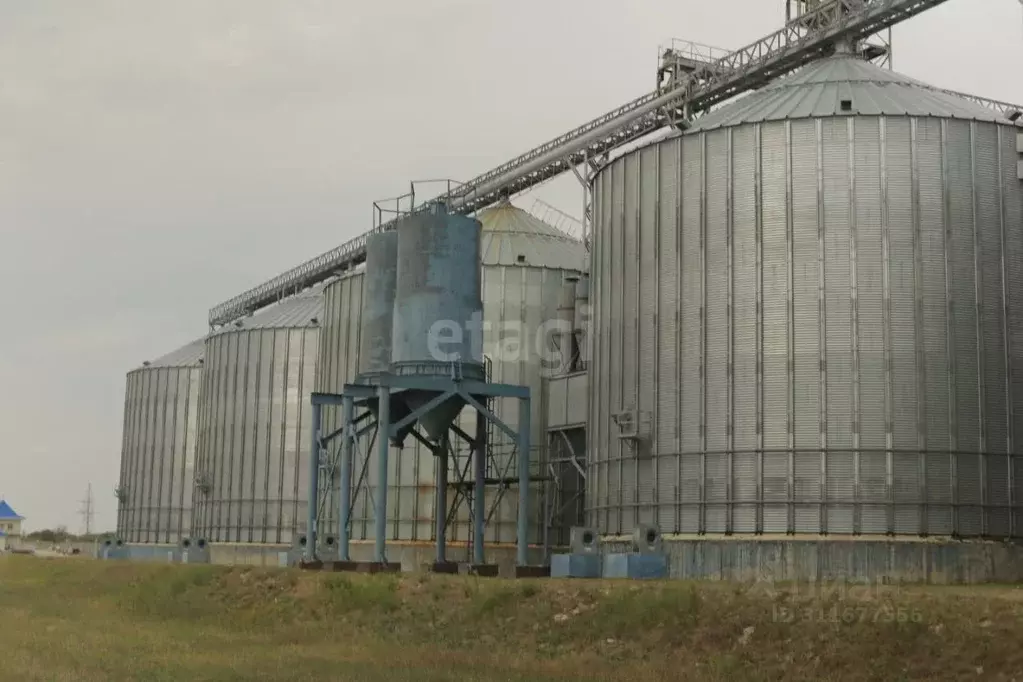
left=314, top=269, right=364, bottom=542
left=193, top=291, right=322, bottom=544
left=465, top=200, right=587, bottom=543
left=589, top=53, right=1023, bottom=539
left=117, top=338, right=204, bottom=544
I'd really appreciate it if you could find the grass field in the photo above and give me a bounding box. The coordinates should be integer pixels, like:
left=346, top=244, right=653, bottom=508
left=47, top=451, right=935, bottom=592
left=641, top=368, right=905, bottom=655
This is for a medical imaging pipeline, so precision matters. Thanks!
left=1, top=556, right=1023, bottom=681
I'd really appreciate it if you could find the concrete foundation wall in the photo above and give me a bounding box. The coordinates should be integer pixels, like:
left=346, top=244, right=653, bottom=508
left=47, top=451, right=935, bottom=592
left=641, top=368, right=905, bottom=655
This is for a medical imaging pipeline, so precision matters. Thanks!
left=125, top=544, right=178, bottom=563
left=602, top=535, right=1023, bottom=584
left=206, top=541, right=547, bottom=576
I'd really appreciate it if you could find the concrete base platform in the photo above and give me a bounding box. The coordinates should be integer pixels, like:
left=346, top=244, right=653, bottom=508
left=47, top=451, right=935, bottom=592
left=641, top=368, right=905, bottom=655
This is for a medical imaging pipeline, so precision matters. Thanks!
left=467, top=564, right=500, bottom=577
left=429, top=561, right=460, bottom=574
left=179, top=549, right=211, bottom=564
left=603, top=553, right=668, bottom=579
left=602, top=535, right=1023, bottom=584
left=550, top=553, right=601, bottom=578
left=124, top=544, right=178, bottom=563
left=514, top=565, right=552, bottom=578
left=205, top=541, right=547, bottom=573
left=351, top=561, right=401, bottom=574
left=322, top=561, right=357, bottom=572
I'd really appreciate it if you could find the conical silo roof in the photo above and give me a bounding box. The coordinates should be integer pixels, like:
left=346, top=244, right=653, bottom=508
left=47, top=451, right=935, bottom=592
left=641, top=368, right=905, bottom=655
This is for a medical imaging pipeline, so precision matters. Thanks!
left=477, top=200, right=586, bottom=270
left=688, top=54, right=1015, bottom=133
left=138, top=336, right=205, bottom=370
left=214, top=288, right=323, bottom=334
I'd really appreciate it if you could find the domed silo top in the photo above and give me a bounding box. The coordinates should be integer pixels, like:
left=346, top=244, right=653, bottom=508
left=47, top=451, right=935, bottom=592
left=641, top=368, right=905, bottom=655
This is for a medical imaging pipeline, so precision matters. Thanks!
left=477, top=200, right=587, bottom=270
left=137, top=337, right=205, bottom=370
left=687, top=54, right=1017, bottom=134
left=211, top=289, right=323, bottom=334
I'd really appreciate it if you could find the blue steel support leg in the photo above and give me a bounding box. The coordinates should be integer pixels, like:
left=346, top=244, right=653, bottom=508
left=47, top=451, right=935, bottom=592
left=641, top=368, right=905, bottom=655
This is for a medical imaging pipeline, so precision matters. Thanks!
left=374, top=385, right=390, bottom=564
left=516, top=396, right=531, bottom=567
left=306, top=402, right=322, bottom=563
left=338, top=394, right=355, bottom=562
left=473, top=408, right=486, bottom=565
left=436, top=435, right=448, bottom=564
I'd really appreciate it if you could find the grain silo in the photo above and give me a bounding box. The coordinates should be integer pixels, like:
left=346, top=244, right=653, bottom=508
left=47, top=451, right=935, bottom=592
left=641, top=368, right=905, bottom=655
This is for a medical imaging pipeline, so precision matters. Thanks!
left=192, top=291, right=322, bottom=545
left=315, top=269, right=364, bottom=541
left=470, top=200, right=587, bottom=544
left=588, top=50, right=1023, bottom=551
left=316, top=201, right=585, bottom=557
left=117, top=337, right=204, bottom=544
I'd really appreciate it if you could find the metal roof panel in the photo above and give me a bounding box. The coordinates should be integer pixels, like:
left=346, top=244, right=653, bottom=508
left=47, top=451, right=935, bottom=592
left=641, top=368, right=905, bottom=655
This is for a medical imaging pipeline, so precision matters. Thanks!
left=477, top=201, right=587, bottom=271
left=688, top=55, right=1009, bottom=132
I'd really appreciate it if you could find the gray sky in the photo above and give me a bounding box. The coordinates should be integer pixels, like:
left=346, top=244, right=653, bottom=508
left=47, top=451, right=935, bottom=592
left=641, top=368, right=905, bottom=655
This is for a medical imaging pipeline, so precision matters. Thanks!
left=2, top=0, right=1020, bottom=532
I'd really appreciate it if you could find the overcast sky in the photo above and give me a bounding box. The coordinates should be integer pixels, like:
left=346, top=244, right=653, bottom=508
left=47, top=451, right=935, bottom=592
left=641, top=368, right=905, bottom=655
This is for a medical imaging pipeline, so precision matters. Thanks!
left=2, top=0, right=1020, bottom=533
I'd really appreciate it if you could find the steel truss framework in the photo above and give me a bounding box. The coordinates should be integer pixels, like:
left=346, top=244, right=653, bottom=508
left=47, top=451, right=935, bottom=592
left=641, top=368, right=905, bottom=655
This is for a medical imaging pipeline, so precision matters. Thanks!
left=305, top=375, right=533, bottom=568
left=208, top=0, right=1015, bottom=327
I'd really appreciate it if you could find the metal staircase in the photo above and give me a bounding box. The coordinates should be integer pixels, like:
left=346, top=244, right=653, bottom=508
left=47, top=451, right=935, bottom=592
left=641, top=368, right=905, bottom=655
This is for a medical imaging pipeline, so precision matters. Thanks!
left=207, top=0, right=989, bottom=328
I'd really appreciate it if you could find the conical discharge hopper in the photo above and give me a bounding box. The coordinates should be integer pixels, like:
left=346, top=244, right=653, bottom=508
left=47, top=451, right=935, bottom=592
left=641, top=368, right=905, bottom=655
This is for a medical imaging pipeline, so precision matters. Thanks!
left=358, top=230, right=413, bottom=445
left=391, top=202, right=484, bottom=442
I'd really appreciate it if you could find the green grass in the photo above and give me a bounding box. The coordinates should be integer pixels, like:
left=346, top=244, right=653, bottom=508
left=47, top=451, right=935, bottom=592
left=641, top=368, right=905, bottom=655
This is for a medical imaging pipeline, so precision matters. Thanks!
left=1, top=556, right=1023, bottom=680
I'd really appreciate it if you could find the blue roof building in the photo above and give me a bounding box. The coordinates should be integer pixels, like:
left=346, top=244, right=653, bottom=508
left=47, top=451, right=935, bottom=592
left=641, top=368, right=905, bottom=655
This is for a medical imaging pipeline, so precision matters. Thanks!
left=0, top=501, right=24, bottom=549
left=0, top=501, right=23, bottom=520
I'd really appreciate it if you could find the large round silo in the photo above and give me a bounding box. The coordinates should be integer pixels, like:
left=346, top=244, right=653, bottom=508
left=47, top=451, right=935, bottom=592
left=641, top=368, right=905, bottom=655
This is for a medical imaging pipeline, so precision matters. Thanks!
left=458, top=200, right=587, bottom=544
left=117, top=338, right=204, bottom=544
left=588, top=52, right=1023, bottom=544
left=193, top=291, right=322, bottom=544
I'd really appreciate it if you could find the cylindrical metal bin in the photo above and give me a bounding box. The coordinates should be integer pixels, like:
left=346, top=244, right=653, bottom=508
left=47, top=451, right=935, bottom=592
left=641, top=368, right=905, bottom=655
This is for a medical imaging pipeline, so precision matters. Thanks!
left=588, top=55, right=1023, bottom=538
left=193, top=292, right=322, bottom=544
left=457, top=201, right=587, bottom=544
left=117, top=338, right=204, bottom=544
left=320, top=201, right=586, bottom=546
left=315, top=270, right=365, bottom=541
left=392, top=202, right=484, bottom=441
left=360, top=231, right=399, bottom=379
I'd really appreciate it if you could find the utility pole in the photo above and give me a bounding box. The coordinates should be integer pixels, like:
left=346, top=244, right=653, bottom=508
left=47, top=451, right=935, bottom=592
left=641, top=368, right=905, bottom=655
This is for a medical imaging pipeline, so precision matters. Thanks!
left=79, top=483, right=95, bottom=536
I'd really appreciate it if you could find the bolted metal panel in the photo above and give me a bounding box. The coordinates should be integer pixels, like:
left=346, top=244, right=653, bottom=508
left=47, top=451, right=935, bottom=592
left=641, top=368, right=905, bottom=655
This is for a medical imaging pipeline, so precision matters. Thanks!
left=885, top=117, right=922, bottom=535
left=790, top=118, right=820, bottom=534
left=656, top=138, right=681, bottom=532
left=117, top=339, right=203, bottom=544
left=918, top=118, right=953, bottom=535
left=316, top=271, right=365, bottom=538
left=193, top=294, right=321, bottom=545
left=392, top=204, right=484, bottom=441
left=392, top=205, right=484, bottom=379
left=947, top=120, right=982, bottom=536
left=621, top=151, right=639, bottom=530
left=761, top=121, right=791, bottom=534
left=732, top=124, right=759, bottom=534
left=360, top=233, right=399, bottom=377
left=638, top=144, right=658, bottom=526
left=706, top=129, right=730, bottom=533
left=980, top=124, right=1010, bottom=536
left=679, top=134, right=703, bottom=534
left=589, top=106, right=1023, bottom=538
left=855, top=117, right=888, bottom=534
left=1003, top=125, right=1023, bottom=537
